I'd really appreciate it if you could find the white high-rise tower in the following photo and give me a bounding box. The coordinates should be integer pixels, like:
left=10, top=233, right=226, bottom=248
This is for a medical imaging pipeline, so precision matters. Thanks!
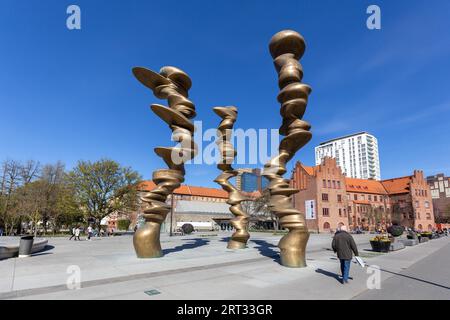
left=315, top=132, right=381, bottom=180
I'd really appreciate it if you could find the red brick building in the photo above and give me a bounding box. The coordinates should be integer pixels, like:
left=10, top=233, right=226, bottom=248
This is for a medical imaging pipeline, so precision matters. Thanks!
left=292, top=157, right=348, bottom=233
left=133, top=182, right=260, bottom=232
left=346, top=177, right=390, bottom=232
left=292, top=157, right=436, bottom=233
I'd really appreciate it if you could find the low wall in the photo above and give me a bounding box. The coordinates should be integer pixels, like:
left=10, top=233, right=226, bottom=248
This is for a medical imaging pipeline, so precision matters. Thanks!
left=0, top=238, right=49, bottom=260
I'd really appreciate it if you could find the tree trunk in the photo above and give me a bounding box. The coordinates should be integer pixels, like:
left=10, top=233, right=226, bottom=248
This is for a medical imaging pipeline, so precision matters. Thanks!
left=272, top=216, right=279, bottom=231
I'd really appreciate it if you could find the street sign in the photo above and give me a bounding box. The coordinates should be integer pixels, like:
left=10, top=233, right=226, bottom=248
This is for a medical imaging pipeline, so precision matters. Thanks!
left=305, top=200, right=316, bottom=220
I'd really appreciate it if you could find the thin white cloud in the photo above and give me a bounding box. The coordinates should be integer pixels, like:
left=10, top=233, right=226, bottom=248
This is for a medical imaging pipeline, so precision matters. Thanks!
left=391, top=102, right=450, bottom=126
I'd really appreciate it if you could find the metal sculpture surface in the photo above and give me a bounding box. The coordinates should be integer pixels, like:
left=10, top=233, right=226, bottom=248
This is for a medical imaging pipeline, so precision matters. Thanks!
left=263, top=30, right=313, bottom=267
left=132, top=66, right=197, bottom=258
left=213, top=106, right=250, bottom=249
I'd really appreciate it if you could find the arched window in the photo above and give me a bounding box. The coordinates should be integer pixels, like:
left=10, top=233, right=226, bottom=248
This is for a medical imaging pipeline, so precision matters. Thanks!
left=427, top=224, right=433, bottom=231
left=323, top=222, right=330, bottom=230
left=418, top=224, right=423, bottom=231
left=338, top=222, right=345, bottom=229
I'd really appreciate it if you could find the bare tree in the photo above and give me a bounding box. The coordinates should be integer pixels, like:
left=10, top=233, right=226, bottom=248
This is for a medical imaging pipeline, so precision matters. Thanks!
left=20, top=160, right=41, bottom=184
left=0, top=160, right=24, bottom=235
left=0, top=159, right=41, bottom=235
left=39, top=162, right=65, bottom=232
left=252, top=190, right=279, bottom=230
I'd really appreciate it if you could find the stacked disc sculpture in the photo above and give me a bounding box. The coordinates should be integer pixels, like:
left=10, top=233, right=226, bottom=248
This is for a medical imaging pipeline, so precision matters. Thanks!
left=213, top=106, right=250, bottom=249
left=132, top=66, right=197, bottom=258
left=130, top=28, right=312, bottom=266
left=262, top=30, right=313, bottom=267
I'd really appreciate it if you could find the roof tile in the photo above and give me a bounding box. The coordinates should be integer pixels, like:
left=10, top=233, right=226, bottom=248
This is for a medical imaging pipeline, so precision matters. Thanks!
left=138, top=181, right=229, bottom=199
left=381, top=176, right=411, bottom=195
left=345, top=178, right=387, bottom=195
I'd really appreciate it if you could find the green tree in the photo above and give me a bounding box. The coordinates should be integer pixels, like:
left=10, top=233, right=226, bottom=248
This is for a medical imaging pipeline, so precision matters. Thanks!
left=117, top=219, right=131, bottom=231
left=16, top=180, right=46, bottom=236
left=68, top=159, right=141, bottom=230
left=13, top=162, right=83, bottom=236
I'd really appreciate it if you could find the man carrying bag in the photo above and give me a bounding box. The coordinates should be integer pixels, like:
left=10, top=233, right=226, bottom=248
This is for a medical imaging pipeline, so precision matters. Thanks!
left=332, top=225, right=360, bottom=284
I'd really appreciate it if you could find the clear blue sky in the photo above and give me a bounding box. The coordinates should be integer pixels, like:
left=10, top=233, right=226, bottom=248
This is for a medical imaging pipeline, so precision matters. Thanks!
left=1, top=0, right=449, bottom=187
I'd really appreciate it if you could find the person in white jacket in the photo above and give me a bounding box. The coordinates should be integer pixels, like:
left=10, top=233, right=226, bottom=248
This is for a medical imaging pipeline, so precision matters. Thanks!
left=75, top=226, right=81, bottom=241
left=87, top=225, right=93, bottom=241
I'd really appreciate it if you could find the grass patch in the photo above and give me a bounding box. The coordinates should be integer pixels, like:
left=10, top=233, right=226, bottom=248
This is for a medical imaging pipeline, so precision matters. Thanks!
left=196, top=233, right=218, bottom=237
left=358, top=252, right=386, bottom=258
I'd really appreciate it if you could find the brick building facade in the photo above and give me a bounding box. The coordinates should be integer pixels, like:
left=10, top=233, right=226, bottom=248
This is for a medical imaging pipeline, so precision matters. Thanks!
left=292, top=157, right=348, bottom=233
left=291, top=157, right=436, bottom=233
left=426, top=173, right=450, bottom=223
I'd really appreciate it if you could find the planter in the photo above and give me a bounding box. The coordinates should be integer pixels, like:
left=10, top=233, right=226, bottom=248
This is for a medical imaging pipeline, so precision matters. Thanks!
left=421, top=233, right=432, bottom=240
left=370, top=240, right=391, bottom=252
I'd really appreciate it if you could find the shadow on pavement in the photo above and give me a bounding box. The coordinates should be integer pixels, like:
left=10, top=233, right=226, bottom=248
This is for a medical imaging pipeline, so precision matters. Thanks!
left=251, top=239, right=281, bottom=265
left=163, top=238, right=210, bottom=255
left=315, top=268, right=353, bottom=283
left=372, top=266, right=450, bottom=291
left=30, top=244, right=55, bottom=257
left=31, top=252, right=53, bottom=257
left=41, top=244, right=55, bottom=252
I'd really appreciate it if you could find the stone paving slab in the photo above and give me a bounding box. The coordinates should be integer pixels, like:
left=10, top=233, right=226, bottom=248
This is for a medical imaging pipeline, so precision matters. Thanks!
left=0, top=233, right=448, bottom=300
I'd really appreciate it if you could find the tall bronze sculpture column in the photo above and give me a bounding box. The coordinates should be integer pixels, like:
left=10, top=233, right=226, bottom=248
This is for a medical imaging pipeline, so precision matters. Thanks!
left=263, top=30, right=312, bottom=267
left=213, top=106, right=250, bottom=249
left=132, top=66, right=197, bottom=258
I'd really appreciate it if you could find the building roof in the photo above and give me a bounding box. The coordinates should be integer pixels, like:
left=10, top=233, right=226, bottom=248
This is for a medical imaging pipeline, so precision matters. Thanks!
left=318, top=132, right=370, bottom=146
left=295, top=159, right=416, bottom=196
left=353, top=200, right=372, bottom=205
left=138, top=181, right=260, bottom=199
left=138, top=181, right=229, bottom=199
left=381, top=176, right=411, bottom=195
left=345, top=177, right=387, bottom=195
left=175, top=200, right=232, bottom=215
left=301, top=164, right=317, bottom=176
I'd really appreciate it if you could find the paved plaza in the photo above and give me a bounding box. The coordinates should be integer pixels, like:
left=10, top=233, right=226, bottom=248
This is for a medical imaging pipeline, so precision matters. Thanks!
left=0, top=232, right=449, bottom=300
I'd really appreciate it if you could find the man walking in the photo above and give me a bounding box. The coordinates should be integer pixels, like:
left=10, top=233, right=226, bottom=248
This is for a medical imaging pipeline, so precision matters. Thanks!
left=332, top=225, right=359, bottom=284
left=69, top=226, right=76, bottom=240
left=87, top=225, right=93, bottom=241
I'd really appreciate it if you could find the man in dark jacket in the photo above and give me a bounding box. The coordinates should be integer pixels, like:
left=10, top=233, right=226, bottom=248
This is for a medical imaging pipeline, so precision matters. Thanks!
left=332, top=225, right=359, bottom=284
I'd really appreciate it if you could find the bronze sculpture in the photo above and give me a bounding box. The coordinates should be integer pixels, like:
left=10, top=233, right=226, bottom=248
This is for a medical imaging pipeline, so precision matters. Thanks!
left=262, top=30, right=312, bottom=267
left=132, top=66, right=197, bottom=258
left=213, top=106, right=250, bottom=249
left=130, top=29, right=312, bottom=266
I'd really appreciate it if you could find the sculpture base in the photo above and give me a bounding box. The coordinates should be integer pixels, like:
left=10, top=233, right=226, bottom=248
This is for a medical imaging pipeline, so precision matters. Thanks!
left=227, top=230, right=250, bottom=249
left=278, top=229, right=309, bottom=268
left=133, top=221, right=163, bottom=258
left=227, top=239, right=247, bottom=249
